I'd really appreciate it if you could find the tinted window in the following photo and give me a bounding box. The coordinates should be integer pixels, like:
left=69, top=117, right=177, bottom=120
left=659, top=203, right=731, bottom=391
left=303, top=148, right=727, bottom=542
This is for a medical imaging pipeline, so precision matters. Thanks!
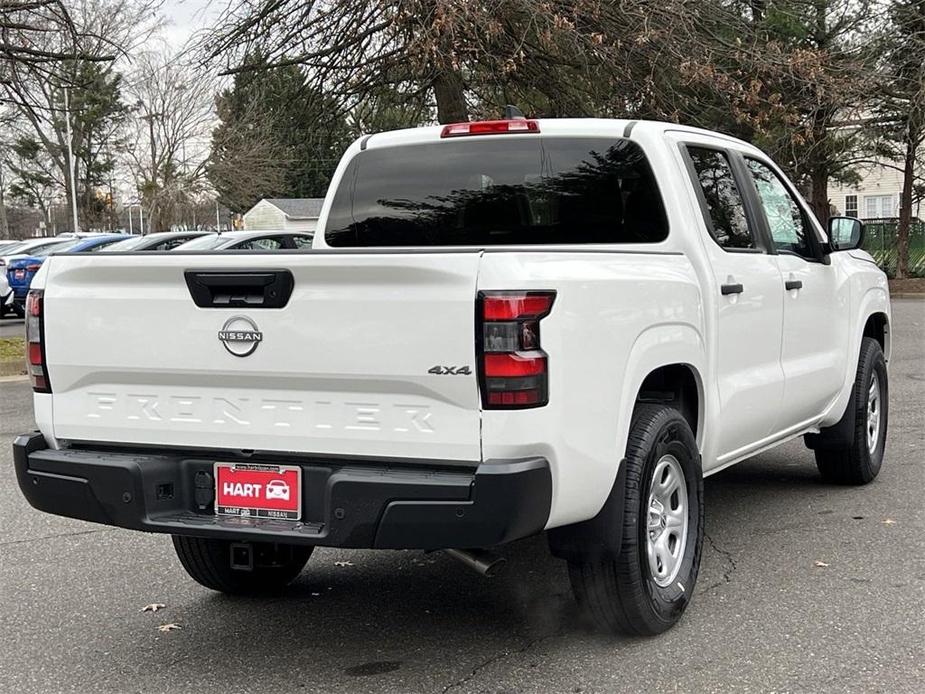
left=687, top=147, right=754, bottom=250
left=291, top=234, right=313, bottom=248
left=34, top=240, right=80, bottom=257
left=745, top=158, right=815, bottom=258
left=173, top=234, right=223, bottom=251
left=160, top=237, right=198, bottom=250
left=235, top=237, right=283, bottom=250
left=85, top=240, right=122, bottom=252
left=101, top=236, right=155, bottom=251
left=325, top=138, right=668, bottom=246
left=24, top=240, right=67, bottom=255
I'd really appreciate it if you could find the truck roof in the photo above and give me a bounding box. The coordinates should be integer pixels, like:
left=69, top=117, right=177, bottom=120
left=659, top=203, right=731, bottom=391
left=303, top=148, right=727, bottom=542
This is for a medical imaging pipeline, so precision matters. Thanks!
left=361, top=118, right=760, bottom=153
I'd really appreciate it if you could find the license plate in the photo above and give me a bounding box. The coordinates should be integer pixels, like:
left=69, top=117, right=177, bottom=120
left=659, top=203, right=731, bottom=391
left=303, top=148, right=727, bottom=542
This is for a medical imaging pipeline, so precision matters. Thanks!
left=13, top=270, right=25, bottom=280
left=214, top=462, right=301, bottom=520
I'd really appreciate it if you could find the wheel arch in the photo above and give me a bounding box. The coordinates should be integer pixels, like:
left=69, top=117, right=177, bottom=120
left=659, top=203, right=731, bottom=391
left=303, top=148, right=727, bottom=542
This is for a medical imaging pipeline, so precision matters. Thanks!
left=819, top=287, right=891, bottom=429
left=863, top=311, right=890, bottom=362
left=617, top=323, right=706, bottom=456
left=549, top=323, right=705, bottom=561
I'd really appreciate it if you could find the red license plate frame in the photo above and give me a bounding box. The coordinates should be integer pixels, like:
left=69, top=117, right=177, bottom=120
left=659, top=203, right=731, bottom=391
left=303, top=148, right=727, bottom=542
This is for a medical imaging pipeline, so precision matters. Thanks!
left=214, top=462, right=301, bottom=521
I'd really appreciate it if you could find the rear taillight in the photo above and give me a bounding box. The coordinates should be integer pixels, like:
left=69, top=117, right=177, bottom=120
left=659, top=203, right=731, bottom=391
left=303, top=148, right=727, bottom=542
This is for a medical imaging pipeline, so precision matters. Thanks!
left=25, top=264, right=41, bottom=273
left=25, top=289, right=50, bottom=392
left=441, top=119, right=540, bottom=138
left=478, top=291, right=555, bottom=409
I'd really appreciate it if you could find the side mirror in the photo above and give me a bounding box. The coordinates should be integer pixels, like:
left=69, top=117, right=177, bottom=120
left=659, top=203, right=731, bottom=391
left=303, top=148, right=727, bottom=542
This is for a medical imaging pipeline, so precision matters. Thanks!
left=827, top=216, right=864, bottom=251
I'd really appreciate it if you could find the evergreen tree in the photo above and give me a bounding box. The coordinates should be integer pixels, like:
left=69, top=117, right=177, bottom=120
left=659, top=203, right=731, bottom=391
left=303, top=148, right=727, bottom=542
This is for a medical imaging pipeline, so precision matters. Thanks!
left=208, top=58, right=351, bottom=213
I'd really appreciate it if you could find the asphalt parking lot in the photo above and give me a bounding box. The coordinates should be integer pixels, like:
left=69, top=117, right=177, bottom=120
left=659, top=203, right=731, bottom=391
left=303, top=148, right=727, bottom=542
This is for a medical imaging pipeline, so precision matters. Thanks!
left=1, top=299, right=922, bottom=694
left=0, top=316, right=24, bottom=338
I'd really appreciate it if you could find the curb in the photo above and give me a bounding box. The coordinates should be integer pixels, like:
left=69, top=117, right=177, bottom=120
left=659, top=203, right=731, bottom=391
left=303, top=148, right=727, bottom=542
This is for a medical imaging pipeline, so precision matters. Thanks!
left=0, top=374, right=28, bottom=383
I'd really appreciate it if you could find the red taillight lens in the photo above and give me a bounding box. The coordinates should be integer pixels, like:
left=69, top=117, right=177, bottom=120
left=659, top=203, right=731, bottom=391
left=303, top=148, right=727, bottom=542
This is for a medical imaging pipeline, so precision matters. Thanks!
left=478, top=290, right=555, bottom=409
left=28, top=341, right=42, bottom=365
left=441, top=119, right=540, bottom=138
left=25, top=290, right=50, bottom=393
left=483, top=293, right=555, bottom=321
left=25, top=264, right=41, bottom=273
left=484, top=353, right=547, bottom=377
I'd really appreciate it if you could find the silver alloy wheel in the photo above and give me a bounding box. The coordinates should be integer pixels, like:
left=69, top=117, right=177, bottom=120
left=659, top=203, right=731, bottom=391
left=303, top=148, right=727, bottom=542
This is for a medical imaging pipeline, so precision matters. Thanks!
left=867, top=372, right=881, bottom=453
left=646, top=454, right=689, bottom=587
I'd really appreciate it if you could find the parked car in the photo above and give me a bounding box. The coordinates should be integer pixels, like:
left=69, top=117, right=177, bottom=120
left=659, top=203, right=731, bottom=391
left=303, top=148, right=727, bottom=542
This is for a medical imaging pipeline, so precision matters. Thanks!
left=99, top=231, right=212, bottom=252
left=172, top=230, right=313, bottom=251
left=0, top=270, right=13, bottom=317
left=5, top=234, right=127, bottom=316
left=13, top=118, right=890, bottom=637
left=0, top=237, right=76, bottom=271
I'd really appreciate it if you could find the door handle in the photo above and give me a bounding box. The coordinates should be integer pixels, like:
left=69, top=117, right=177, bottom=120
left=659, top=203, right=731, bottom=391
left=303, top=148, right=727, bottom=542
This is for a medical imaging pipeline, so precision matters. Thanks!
left=785, top=280, right=803, bottom=291
left=184, top=270, right=294, bottom=308
left=721, top=283, right=744, bottom=295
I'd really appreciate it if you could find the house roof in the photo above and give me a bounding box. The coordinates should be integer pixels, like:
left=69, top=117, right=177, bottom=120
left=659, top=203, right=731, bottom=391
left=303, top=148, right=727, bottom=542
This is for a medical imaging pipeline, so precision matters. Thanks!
left=261, top=198, right=325, bottom=219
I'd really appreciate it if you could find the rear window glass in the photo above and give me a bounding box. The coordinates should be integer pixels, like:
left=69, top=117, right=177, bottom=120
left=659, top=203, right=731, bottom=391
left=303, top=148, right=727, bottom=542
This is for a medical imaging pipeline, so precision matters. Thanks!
left=34, top=240, right=80, bottom=257
left=100, top=236, right=155, bottom=251
left=325, top=137, right=668, bottom=246
left=173, top=234, right=223, bottom=251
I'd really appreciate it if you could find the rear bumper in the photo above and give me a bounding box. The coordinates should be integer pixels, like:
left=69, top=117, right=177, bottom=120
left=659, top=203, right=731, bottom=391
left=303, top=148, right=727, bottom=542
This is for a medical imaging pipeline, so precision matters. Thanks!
left=13, top=432, right=551, bottom=549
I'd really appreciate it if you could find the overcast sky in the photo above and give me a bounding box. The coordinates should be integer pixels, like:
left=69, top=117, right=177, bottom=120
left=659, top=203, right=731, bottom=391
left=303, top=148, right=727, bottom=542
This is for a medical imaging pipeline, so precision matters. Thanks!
left=158, top=0, right=222, bottom=48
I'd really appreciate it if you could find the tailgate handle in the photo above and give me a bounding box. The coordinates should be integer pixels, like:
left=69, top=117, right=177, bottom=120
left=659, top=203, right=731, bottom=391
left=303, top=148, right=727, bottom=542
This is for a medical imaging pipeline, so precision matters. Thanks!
left=184, top=270, right=294, bottom=308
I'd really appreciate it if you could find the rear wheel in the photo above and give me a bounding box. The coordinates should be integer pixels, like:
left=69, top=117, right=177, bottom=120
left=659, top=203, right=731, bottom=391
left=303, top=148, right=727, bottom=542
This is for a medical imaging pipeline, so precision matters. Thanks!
left=814, top=337, right=888, bottom=485
left=567, top=404, right=703, bottom=635
left=172, top=536, right=312, bottom=595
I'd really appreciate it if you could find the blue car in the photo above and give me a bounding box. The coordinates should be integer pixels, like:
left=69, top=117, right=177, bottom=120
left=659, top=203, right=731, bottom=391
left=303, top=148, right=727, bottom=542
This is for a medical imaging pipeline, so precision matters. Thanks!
left=6, top=234, right=127, bottom=315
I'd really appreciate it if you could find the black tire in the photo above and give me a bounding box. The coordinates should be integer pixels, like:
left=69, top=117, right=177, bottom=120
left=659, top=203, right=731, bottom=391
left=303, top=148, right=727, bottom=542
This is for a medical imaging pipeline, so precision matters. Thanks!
left=172, top=536, right=313, bottom=595
left=815, top=337, right=888, bottom=485
left=567, top=404, right=703, bottom=635
left=11, top=303, right=24, bottom=318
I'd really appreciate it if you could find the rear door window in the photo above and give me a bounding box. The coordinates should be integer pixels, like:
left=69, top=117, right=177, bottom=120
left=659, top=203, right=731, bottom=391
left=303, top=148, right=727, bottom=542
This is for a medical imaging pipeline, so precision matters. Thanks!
left=325, top=137, right=668, bottom=246
left=685, top=147, right=756, bottom=251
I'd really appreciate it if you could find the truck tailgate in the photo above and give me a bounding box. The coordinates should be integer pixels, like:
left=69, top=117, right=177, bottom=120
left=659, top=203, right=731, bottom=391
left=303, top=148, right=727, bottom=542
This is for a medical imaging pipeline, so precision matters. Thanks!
left=41, top=252, right=483, bottom=462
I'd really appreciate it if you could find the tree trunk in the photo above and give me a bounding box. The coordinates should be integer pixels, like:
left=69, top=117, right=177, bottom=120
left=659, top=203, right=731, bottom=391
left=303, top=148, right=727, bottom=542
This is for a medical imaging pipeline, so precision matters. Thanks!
left=895, top=130, right=917, bottom=279
left=810, top=168, right=830, bottom=227
left=0, top=166, right=10, bottom=240
left=432, top=68, right=468, bottom=124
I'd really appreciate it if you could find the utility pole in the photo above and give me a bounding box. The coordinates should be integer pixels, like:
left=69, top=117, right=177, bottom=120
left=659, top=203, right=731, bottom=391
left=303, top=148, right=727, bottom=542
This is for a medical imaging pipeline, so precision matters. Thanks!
left=215, top=200, right=221, bottom=231
left=128, top=205, right=133, bottom=234
left=139, top=205, right=144, bottom=235
left=63, top=88, right=80, bottom=234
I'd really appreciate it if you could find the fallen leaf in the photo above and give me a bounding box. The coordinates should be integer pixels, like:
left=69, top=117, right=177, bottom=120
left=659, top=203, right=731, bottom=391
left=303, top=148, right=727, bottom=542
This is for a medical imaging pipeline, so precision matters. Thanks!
left=882, top=518, right=896, bottom=525
left=814, top=561, right=830, bottom=568
left=141, top=603, right=165, bottom=613
left=334, top=561, right=353, bottom=567
left=157, top=623, right=182, bottom=633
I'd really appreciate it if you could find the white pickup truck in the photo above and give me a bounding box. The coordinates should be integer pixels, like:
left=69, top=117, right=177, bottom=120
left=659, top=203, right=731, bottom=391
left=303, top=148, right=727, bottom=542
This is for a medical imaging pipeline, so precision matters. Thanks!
left=14, top=118, right=890, bottom=635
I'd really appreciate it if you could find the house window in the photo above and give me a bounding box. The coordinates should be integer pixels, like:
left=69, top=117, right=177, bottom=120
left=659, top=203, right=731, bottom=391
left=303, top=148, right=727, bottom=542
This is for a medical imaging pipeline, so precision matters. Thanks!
left=863, top=194, right=897, bottom=219
left=845, top=195, right=858, bottom=218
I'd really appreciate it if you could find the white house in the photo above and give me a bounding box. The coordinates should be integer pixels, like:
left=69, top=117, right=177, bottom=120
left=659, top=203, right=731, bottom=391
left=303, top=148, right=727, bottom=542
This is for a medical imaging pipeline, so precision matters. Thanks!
left=828, top=160, right=922, bottom=220
left=242, top=198, right=325, bottom=232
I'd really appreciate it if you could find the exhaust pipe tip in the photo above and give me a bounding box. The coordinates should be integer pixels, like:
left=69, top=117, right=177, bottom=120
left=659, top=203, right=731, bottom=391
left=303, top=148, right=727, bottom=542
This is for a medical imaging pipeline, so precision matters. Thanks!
left=443, top=548, right=507, bottom=578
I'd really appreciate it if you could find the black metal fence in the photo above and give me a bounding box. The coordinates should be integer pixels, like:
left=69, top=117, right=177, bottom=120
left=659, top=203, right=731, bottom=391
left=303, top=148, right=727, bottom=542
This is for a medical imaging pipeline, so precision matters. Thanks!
left=860, top=218, right=925, bottom=278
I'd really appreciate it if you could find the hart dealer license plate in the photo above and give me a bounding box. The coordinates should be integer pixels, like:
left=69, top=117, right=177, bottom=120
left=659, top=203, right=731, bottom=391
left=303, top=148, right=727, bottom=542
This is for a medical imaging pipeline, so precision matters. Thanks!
left=214, top=463, right=301, bottom=520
